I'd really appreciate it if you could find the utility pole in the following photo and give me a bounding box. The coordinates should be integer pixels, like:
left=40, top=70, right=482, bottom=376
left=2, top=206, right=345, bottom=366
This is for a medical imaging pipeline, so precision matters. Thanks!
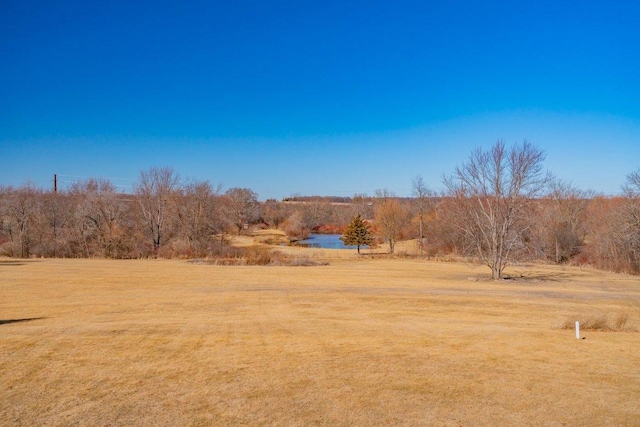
left=53, top=174, right=57, bottom=193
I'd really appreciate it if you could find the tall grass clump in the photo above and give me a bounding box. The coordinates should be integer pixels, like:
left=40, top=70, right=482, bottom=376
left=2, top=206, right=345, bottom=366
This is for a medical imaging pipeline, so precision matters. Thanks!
left=555, top=312, right=634, bottom=332
left=190, top=247, right=327, bottom=266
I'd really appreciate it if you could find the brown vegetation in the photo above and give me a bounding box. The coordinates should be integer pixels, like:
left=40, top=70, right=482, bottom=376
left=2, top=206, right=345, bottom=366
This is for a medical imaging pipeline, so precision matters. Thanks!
left=442, top=140, right=551, bottom=279
left=1, top=257, right=638, bottom=426
left=1, top=150, right=639, bottom=278
left=556, top=312, right=633, bottom=332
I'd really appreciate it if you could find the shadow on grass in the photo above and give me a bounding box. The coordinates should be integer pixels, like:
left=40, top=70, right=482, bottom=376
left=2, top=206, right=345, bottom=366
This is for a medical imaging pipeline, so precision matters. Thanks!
left=502, top=271, right=577, bottom=282
left=0, top=317, right=46, bottom=325
left=0, top=259, right=40, bottom=267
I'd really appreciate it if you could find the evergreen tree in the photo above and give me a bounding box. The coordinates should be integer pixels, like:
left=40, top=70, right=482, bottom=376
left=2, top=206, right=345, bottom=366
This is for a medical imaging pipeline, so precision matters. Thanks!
left=341, top=214, right=373, bottom=254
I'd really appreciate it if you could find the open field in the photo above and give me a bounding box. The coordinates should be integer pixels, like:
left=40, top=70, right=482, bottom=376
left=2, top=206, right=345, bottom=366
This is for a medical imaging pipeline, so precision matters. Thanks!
left=1, top=255, right=639, bottom=426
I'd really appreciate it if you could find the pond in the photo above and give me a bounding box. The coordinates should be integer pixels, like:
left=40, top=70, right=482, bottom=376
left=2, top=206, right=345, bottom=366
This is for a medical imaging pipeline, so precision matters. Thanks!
left=294, top=234, right=364, bottom=250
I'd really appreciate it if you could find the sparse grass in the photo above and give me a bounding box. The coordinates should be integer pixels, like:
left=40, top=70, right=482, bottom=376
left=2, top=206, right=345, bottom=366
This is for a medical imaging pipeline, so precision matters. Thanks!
left=1, top=256, right=639, bottom=426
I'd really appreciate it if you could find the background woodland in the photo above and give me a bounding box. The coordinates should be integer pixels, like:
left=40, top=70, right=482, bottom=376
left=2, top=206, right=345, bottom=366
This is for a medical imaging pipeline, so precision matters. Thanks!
left=2, top=150, right=639, bottom=275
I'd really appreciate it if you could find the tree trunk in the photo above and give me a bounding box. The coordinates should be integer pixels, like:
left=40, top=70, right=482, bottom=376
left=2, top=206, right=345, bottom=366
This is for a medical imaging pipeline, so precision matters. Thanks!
left=491, top=263, right=501, bottom=280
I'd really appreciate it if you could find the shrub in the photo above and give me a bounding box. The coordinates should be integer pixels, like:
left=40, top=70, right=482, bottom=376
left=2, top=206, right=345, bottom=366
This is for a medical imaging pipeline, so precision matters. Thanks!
left=189, top=248, right=328, bottom=267
left=555, top=312, right=635, bottom=332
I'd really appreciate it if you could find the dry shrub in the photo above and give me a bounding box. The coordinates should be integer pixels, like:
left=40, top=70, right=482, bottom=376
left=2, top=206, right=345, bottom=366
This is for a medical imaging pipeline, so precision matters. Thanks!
left=275, top=254, right=328, bottom=266
left=0, top=241, right=21, bottom=258
left=611, top=312, right=630, bottom=330
left=432, top=254, right=469, bottom=263
left=555, top=312, right=635, bottom=332
left=190, top=248, right=327, bottom=267
left=158, top=239, right=195, bottom=258
left=580, top=315, right=609, bottom=331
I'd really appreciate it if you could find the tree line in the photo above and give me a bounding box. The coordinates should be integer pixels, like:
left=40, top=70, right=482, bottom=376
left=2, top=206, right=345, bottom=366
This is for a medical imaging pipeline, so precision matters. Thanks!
left=1, top=142, right=639, bottom=277
left=0, top=168, right=256, bottom=259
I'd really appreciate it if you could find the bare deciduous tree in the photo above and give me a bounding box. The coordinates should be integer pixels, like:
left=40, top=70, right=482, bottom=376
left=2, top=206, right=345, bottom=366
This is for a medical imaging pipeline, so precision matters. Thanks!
left=73, top=179, right=131, bottom=258
left=443, top=140, right=550, bottom=279
left=40, top=190, right=72, bottom=257
left=412, top=175, right=434, bottom=254
left=623, top=169, right=640, bottom=195
left=583, top=197, right=628, bottom=272
left=263, top=200, right=295, bottom=229
left=176, top=180, right=223, bottom=255
left=135, top=167, right=180, bottom=254
left=351, top=193, right=374, bottom=219
left=281, top=210, right=308, bottom=240
left=537, top=179, right=592, bottom=263
left=621, top=168, right=640, bottom=272
left=0, top=184, right=42, bottom=258
left=223, top=187, right=259, bottom=234
left=301, top=198, right=332, bottom=231
left=374, top=189, right=407, bottom=254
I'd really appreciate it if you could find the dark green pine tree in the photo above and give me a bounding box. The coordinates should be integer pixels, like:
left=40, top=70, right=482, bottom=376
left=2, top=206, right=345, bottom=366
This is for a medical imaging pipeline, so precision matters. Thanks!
left=340, top=214, right=373, bottom=254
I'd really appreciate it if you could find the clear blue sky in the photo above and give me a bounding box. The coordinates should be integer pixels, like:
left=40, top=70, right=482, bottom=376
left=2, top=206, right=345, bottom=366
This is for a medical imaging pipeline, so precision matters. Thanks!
left=1, top=0, right=639, bottom=199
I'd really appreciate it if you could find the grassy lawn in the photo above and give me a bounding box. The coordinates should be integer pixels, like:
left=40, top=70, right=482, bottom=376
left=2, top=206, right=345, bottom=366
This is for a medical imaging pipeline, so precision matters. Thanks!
left=1, top=256, right=639, bottom=426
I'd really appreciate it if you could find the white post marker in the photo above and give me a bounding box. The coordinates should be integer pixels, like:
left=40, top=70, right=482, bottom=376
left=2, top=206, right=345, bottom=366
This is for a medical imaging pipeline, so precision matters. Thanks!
left=575, top=321, right=580, bottom=339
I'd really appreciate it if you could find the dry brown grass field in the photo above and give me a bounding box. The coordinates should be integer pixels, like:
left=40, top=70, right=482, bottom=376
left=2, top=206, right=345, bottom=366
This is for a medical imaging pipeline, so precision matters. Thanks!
left=1, top=249, right=639, bottom=426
